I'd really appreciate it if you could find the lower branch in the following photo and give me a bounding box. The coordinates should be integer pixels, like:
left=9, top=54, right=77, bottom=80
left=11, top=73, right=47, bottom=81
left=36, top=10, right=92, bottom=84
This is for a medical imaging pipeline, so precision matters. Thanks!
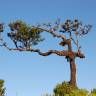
left=8, top=48, right=68, bottom=56
left=0, top=39, right=85, bottom=58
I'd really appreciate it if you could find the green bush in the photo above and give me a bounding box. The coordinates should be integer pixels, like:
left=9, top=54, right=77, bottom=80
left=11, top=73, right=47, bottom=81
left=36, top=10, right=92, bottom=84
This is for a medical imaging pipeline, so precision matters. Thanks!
left=70, top=89, right=89, bottom=96
left=54, top=81, right=74, bottom=96
left=53, top=81, right=89, bottom=96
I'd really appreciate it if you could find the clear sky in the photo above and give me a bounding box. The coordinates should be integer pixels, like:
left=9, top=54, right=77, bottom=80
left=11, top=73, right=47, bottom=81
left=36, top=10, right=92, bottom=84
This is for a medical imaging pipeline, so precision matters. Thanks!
left=0, top=0, right=96, bottom=96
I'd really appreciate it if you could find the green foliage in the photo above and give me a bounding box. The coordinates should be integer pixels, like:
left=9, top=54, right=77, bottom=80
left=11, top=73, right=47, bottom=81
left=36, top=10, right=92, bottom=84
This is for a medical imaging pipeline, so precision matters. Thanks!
left=54, top=81, right=74, bottom=96
left=53, top=81, right=89, bottom=96
left=0, top=80, right=5, bottom=96
left=8, top=20, right=44, bottom=48
left=70, top=89, right=89, bottom=96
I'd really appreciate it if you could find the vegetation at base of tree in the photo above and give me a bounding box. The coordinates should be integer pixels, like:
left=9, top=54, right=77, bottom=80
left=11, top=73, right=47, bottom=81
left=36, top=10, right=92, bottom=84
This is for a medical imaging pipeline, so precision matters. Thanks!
left=43, top=81, right=96, bottom=96
left=54, top=81, right=89, bottom=96
left=54, top=81, right=77, bottom=95
left=0, top=79, right=96, bottom=96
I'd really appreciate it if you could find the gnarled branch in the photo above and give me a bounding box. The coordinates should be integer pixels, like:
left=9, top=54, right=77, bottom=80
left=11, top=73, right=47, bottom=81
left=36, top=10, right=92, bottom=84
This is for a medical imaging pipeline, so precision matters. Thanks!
left=1, top=41, right=85, bottom=58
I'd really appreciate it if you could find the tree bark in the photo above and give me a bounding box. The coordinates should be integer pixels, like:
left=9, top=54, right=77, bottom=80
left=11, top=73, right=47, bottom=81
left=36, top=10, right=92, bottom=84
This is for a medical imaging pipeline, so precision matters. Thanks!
left=69, top=58, right=77, bottom=87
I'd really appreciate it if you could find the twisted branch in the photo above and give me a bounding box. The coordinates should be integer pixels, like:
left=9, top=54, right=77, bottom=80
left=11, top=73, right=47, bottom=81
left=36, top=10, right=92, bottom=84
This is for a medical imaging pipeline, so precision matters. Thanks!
left=0, top=40, right=85, bottom=58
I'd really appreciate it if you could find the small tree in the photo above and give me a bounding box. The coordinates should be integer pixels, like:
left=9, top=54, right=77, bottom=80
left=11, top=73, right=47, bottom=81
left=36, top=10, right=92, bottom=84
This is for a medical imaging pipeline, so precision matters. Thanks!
left=0, top=19, right=92, bottom=88
left=0, top=80, right=5, bottom=96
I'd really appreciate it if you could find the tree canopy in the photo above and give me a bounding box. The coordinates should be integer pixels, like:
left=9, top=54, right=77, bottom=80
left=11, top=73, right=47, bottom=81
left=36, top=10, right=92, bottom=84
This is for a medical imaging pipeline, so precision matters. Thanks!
left=0, top=19, right=92, bottom=53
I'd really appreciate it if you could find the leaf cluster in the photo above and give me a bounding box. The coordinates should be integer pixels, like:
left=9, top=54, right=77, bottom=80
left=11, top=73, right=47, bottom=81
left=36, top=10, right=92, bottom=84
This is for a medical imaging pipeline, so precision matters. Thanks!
left=60, top=19, right=92, bottom=36
left=8, top=20, right=44, bottom=48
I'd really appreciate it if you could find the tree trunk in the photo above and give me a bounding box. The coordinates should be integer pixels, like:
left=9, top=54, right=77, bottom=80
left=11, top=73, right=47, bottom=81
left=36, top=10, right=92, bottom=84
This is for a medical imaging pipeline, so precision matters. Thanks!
left=69, top=58, right=77, bottom=87
left=66, top=39, right=77, bottom=87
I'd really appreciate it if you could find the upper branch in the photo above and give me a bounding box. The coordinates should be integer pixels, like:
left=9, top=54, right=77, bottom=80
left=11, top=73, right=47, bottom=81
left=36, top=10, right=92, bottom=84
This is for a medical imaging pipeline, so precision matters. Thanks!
left=31, top=26, right=66, bottom=40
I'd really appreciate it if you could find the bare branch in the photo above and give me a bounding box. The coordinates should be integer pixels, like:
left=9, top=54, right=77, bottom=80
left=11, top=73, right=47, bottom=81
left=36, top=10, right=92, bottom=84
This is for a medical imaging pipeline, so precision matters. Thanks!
left=7, top=48, right=68, bottom=56
left=71, top=37, right=81, bottom=51
left=1, top=41, right=85, bottom=59
left=31, top=26, right=66, bottom=40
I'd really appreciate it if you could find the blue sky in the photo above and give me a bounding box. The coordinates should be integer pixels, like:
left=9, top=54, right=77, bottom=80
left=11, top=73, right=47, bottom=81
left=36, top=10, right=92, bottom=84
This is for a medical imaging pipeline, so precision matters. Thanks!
left=0, top=0, right=96, bottom=96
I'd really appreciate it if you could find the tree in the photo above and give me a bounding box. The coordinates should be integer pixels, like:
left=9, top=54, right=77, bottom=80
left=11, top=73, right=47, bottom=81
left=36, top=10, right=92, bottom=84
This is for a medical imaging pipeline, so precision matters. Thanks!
left=0, top=19, right=92, bottom=88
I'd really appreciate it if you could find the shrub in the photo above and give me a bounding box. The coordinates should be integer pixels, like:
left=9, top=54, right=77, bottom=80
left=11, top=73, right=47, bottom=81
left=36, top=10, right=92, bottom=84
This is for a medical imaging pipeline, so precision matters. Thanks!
left=70, top=89, right=89, bottom=96
left=54, top=81, right=89, bottom=96
left=54, top=81, right=74, bottom=96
